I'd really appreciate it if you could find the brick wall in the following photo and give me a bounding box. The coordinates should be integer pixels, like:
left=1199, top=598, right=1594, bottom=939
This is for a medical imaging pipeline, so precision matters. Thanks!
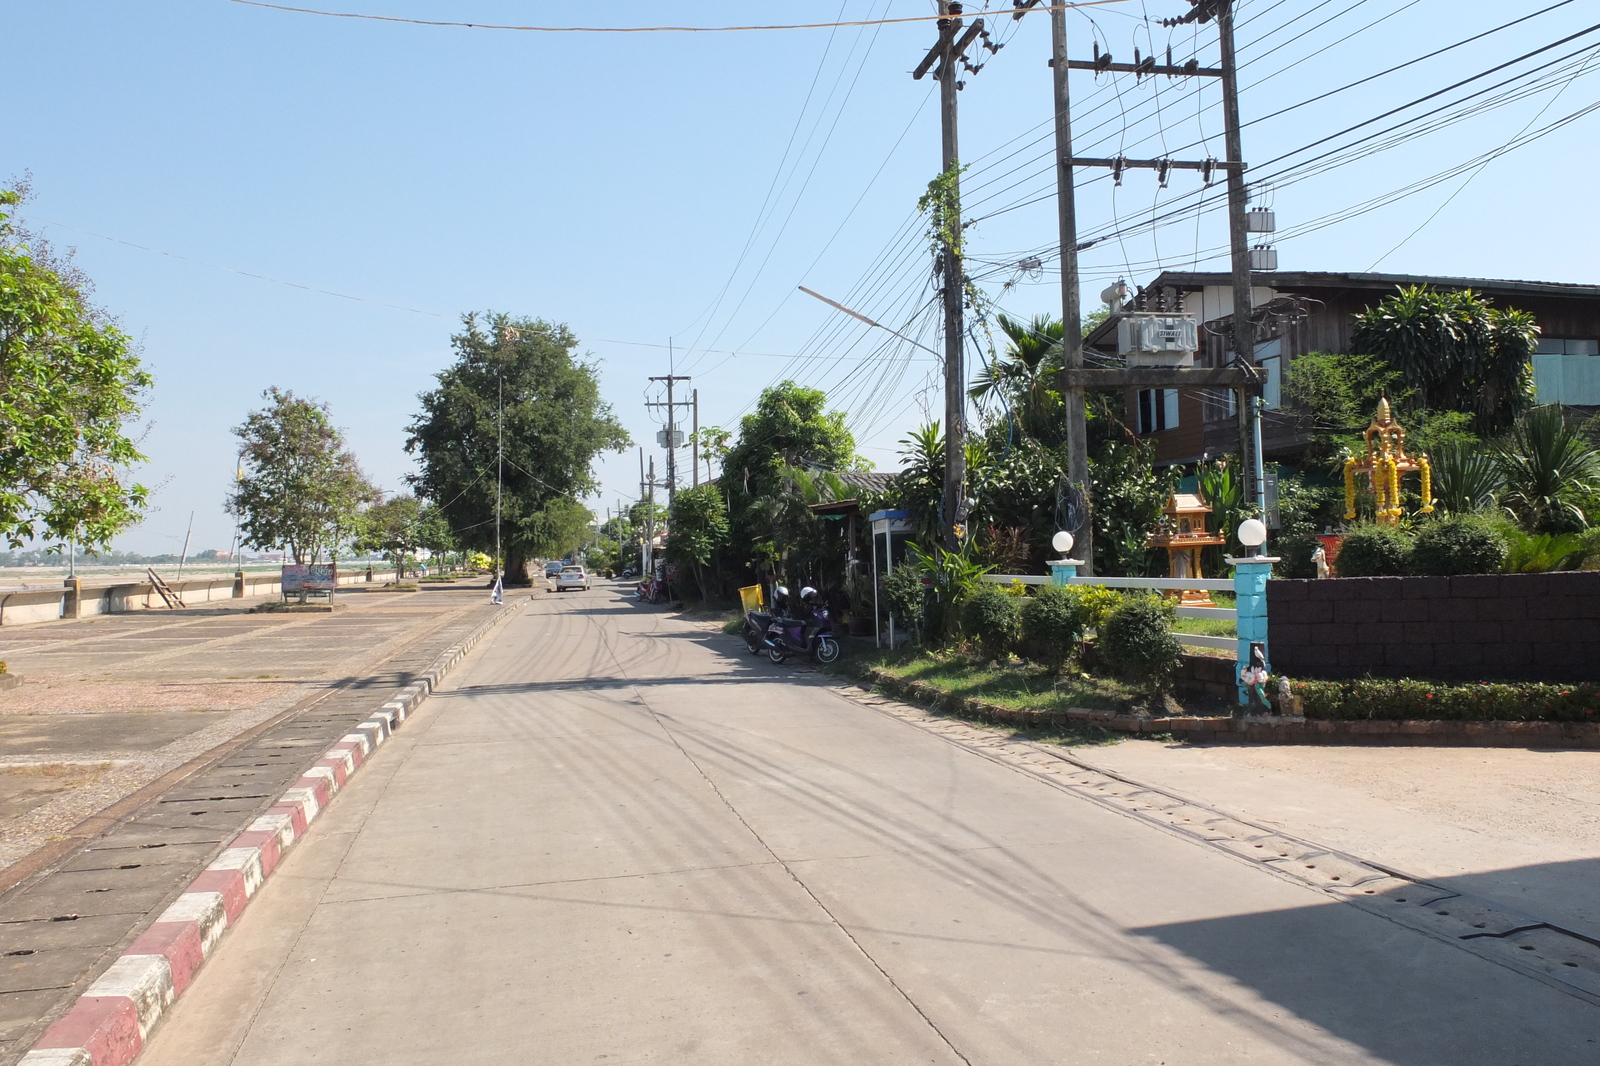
left=1268, top=571, right=1600, bottom=681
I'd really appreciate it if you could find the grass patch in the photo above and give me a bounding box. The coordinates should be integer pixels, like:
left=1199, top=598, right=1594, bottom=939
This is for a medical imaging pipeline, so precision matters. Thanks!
left=1171, top=591, right=1237, bottom=638
left=822, top=646, right=1157, bottom=747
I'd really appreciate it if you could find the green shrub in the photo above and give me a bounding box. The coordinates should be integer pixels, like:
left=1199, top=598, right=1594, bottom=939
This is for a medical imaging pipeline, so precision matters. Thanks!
left=1502, top=529, right=1587, bottom=572
left=1019, top=584, right=1083, bottom=670
left=1290, top=677, right=1600, bottom=723
left=960, top=587, right=1020, bottom=660
left=1406, top=516, right=1508, bottom=576
left=1334, top=524, right=1411, bottom=576
left=881, top=563, right=925, bottom=637
left=1076, top=586, right=1124, bottom=630
left=1098, top=595, right=1181, bottom=693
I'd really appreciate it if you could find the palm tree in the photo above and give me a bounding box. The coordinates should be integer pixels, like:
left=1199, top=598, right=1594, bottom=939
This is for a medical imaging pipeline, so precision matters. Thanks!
left=970, top=314, right=1063, bottom=443
left=1495, top=405, right=1600, bottom=533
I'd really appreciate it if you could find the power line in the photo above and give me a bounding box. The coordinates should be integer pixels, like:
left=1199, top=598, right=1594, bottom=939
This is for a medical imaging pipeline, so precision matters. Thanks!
left=22, top=216, right=444, bottom=317
left=222, top=0, right=1140, bottom=34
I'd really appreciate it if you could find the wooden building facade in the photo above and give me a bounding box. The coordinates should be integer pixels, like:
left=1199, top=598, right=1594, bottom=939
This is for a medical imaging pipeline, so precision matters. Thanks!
left=1086, top=271, right=1600, bottom=465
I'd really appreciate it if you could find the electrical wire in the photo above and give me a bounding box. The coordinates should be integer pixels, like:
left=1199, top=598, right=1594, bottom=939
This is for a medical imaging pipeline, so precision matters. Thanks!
left=222, top=0, right=1141, bottom=34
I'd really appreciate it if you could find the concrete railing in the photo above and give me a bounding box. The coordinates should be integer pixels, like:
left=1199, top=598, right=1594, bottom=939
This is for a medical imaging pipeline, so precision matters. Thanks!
left=985, top=555, right=1278, bottom=706
left=0, top=568, right=396, bottom=628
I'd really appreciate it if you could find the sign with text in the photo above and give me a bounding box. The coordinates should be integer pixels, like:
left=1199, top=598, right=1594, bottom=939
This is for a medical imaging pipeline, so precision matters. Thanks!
left=282, top=564, right=336, bottom=592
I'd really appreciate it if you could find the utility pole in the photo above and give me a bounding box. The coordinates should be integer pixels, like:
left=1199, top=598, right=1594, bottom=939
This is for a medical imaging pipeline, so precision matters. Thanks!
left=914, top=1, right=985, bottom=549
left=691, top=389, right=700, bottom=489
left=1216, top=0, right=1267, bottom=518
left=1046, top=0, right=1093, bottom=575
left=1024, top=0, right=1264, bottom=553
left=495, top=374, right=504, bottom=582
left=646, top=456, right=657, bottom=575
left=646, top=374, right=692, bottom=511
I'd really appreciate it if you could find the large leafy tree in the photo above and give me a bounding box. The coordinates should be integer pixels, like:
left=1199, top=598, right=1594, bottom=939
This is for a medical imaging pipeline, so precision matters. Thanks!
left=0, top=188, right=151, bottom=549
left=721, top=381, right=856, bottom=578
left=355, top=494, right=425, bottom=577
left=721, top=381, right=856, bottom=501
left=407, top=314, right=628, bottom=583
left=228, top=388, right=377, bottom=564
left=1350, top=285, right=1537, bottom=433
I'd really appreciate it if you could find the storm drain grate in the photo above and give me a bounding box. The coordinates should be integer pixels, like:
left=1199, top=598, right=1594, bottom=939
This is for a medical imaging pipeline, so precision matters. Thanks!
left=839, top=684, right=1600, bottom=1005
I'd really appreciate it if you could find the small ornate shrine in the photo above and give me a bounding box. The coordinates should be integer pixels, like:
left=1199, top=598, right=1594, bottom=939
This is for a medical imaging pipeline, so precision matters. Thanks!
left=1343, top=398, right=1435, bottom=526
left=1146, top=491, right=1226, bottom=607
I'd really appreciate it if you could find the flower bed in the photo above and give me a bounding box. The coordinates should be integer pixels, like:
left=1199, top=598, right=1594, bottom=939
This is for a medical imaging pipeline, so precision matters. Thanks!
left=1291, top=677, right=1600, bottom=722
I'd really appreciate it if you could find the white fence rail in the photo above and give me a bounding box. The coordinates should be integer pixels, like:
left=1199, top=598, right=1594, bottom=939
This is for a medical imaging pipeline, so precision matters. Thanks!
left=981, top=573, right=1237, bottom=653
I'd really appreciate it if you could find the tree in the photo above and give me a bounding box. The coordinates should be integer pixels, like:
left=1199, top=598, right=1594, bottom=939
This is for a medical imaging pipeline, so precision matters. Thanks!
left=355, top=494, right=424, bottom=577
left=666, top=484, right=728, bottom=599
left=1090, top=437, right=1174, bottom=576
left=407, top=314, right=628, bottom=584
left=229, top=389, right=376, bottom=564
left=0, top=187, right=152, bottom=549
left=721, top=381, right=857, bottom=576
left=970, top=313, right=1063, bottom=444
left=689, top=425, right=731, bottom=484
left=1350, top=285, right=1536, bottom=433
left=414, top=503, right=457, bottom=561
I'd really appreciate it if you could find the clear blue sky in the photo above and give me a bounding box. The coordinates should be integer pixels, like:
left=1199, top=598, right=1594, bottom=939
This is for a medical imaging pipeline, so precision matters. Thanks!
left=6, top=1, right=1598, bottom=555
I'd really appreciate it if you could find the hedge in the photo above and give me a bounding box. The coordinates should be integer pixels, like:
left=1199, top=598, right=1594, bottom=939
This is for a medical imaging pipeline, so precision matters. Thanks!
left=1290, top=677, right=1600, bottom=723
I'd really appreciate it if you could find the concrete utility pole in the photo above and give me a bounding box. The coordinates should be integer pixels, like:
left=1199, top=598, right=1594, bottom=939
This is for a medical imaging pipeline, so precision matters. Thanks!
left=646, top=375, right=692, bottom=512
left=914, top=1, right=985, bottom=549
left=1048, top=0, right=1093, bottom=575
left=1216, top=0, right=1267, bottom=518
left=691, top=389, right=700, bottom=489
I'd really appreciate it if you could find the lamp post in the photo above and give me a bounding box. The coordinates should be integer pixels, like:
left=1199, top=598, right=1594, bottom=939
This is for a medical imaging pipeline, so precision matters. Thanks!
left=1048, top=530, right=1083, bottom=584
left=1229, top=518, right=1275, bottom=706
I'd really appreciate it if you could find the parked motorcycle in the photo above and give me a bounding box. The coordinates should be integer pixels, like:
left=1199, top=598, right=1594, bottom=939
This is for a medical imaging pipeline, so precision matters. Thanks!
left=754, top=587, right=841, bottom=665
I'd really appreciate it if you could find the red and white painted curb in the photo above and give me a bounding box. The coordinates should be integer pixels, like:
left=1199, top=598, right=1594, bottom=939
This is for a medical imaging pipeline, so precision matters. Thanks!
left=20, top=602, right=520, bottom=1066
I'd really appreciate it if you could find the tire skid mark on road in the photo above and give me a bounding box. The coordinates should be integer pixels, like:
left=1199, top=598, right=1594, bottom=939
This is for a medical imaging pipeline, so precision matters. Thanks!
left=539, top=588, right=979, bottom=1066
left=832, top=685, right=1600, bottom=1007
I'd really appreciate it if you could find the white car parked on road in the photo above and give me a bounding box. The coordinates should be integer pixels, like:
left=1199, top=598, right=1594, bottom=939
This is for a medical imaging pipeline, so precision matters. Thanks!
left=554, top=566, right=589, bottom=592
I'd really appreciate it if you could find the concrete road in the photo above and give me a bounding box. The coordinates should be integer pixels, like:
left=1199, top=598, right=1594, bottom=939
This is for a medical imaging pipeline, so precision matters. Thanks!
left=139, top=582, right=1599, bottom=1065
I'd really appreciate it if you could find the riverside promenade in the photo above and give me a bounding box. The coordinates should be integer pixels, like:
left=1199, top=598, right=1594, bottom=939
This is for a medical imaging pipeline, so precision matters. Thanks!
left=0, top=580, right=522, bottom=1064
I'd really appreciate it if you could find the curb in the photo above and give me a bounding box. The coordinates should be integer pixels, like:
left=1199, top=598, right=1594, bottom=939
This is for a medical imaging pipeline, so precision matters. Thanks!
left=860, top=667, right=1600, bottom=749
left=20, top=600, right=524, bottom=1066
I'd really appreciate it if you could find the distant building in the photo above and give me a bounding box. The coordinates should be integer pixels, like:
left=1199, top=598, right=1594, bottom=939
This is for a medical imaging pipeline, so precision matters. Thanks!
left=1085, top=270, right=1600, bottom=465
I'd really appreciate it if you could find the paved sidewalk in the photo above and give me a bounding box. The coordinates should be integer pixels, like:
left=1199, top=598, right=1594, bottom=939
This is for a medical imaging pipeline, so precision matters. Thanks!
left=1076, top=739, right=1600, bottom=935
left=0, top=583, right=519, bottom=1065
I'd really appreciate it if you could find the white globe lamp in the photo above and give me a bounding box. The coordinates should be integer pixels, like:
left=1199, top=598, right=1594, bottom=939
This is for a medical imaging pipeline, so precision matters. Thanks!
left=1237, top=518, right=1268, bottom=551
left=1051, top=530, right=1074, bottom=556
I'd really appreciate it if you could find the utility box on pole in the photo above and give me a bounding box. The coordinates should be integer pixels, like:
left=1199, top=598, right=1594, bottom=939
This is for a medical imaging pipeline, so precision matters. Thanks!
left=1115, top=314, right=1198, bottom=368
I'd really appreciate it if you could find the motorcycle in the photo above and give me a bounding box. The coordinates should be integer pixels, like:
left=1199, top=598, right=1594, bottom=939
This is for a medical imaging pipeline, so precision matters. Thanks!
left=754, top=604, right=841, bottom=665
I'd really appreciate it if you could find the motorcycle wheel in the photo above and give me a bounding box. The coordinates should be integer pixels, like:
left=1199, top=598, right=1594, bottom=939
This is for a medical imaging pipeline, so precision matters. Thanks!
left=743, top=625, right=762, bottom=655
left=767, top=645, right=788, bottom=664
left=814, top=636, right=841, bottom=664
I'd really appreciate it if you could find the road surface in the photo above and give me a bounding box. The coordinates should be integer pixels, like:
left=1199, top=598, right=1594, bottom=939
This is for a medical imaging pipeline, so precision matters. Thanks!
left=137, top=582, right=1598, bottom=1065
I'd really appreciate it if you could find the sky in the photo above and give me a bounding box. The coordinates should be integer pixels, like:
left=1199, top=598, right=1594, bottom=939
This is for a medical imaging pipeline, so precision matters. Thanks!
left=5, top=0, right=1599, bottom=555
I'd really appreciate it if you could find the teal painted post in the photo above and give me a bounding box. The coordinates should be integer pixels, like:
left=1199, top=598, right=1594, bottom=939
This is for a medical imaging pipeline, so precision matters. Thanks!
left=1228, top=556, right=1278, bottom=705
left=1048, top=560, right=1081, bottom=585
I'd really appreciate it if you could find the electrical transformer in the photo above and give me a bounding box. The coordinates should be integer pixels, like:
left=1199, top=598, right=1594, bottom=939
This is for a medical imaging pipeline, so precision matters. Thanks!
left=1116, top=313, right=1198, bottom=368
